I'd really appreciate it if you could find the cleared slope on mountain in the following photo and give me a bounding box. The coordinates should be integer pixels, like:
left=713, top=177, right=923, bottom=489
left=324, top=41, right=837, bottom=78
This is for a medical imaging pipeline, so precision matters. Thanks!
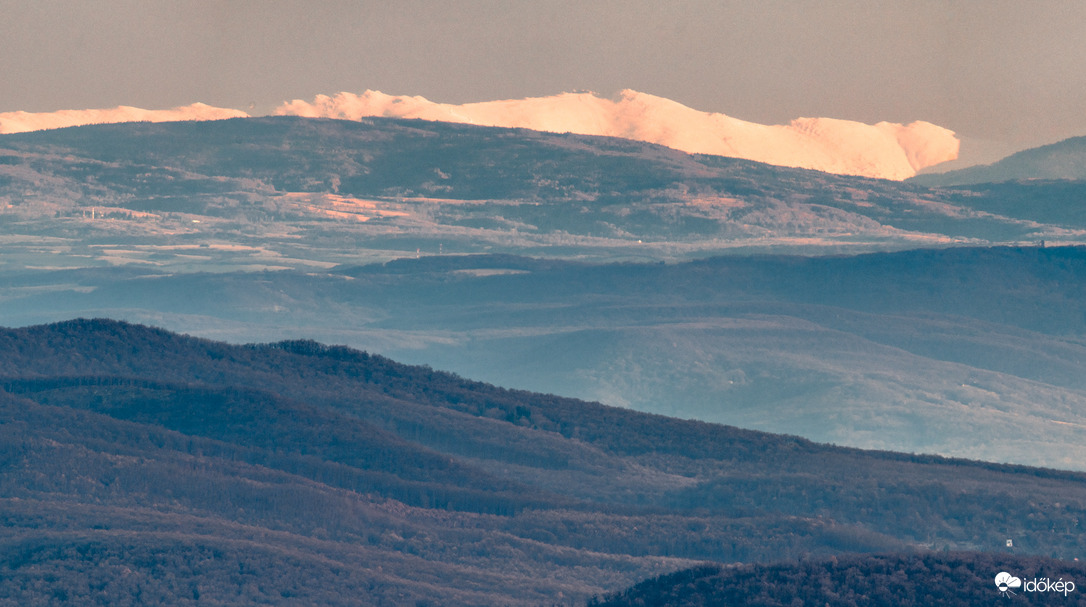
left=2, top=319, right=1086, bottom=604
left=276, top=90, right=959, bottom=180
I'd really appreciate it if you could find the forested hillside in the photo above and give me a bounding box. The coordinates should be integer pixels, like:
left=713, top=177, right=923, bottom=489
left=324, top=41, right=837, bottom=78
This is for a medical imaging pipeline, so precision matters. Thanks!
left=1, top=320, right=1085, bottom=604
left=596, top=552, right=1086, bottom=606
left=7, top=246, right=1086, bottom=469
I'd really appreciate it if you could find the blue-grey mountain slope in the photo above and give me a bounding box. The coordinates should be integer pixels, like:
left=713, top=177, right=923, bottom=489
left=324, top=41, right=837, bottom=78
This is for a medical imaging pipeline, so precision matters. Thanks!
left=912, top=135, right=1086, bottom=186
left=3, top=247, right=1086, bottom=471
left=0, top=116, right=1082, bottom=273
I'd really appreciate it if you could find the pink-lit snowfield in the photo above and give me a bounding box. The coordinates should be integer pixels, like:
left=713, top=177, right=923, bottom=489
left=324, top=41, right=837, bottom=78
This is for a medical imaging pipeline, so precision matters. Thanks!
left=0, top=103, right=247, bottom=134
left=0, top=90, right=959, bottom=180
left=277, top=90, right=959, bottom=180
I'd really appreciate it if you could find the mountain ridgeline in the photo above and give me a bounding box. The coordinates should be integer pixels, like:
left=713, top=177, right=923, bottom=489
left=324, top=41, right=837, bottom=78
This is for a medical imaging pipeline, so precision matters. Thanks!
left=1, top=319, right=1086, bottom=604
left=1, top=116, right=1085, bottom=274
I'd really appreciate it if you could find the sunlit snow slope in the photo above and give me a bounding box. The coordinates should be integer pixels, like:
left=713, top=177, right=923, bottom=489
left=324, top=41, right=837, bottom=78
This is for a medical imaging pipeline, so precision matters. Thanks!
left=0, top=90, right=958, bottom=180
left=0, top=103, right=248, bottom=134
left=276, top=90, right=959, bottom=180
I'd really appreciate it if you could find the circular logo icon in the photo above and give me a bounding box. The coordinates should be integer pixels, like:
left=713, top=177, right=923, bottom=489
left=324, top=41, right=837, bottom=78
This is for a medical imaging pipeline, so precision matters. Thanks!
left=995, top=571, right=1022, bottom=594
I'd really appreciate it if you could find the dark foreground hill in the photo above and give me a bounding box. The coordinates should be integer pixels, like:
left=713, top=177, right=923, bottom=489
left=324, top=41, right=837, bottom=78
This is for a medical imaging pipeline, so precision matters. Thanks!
left=596, top=552, right=1086, bottom=606
left=1, top=320, right=1086, bottom=604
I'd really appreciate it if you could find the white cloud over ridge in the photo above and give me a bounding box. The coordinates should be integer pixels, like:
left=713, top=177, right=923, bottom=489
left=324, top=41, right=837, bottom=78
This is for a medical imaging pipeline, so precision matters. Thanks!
left=0, top=103, right=248, bottom=135
left=276, top=90, right=959, bottom=180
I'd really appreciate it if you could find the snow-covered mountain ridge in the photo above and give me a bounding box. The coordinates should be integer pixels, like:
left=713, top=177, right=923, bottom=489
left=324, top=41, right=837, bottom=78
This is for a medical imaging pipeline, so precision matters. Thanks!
left=0, top=103, right=247, bottom=134
left=276, top=89, right=959, bottom=180
left=1, top=90, right=958, bottom=180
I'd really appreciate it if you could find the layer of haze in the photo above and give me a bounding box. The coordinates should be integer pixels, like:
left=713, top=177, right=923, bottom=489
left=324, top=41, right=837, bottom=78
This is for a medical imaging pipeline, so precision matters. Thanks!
left=2, top=1, right=1085, bottom=163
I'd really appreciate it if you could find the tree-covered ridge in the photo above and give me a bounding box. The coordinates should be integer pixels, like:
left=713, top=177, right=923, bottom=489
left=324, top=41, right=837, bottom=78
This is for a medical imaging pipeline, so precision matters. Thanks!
left=596, top=552, right=1086, bottom=606
left=7, top=246, right=1086, bottom=470
left=1, top=319, right=1085, bottom=604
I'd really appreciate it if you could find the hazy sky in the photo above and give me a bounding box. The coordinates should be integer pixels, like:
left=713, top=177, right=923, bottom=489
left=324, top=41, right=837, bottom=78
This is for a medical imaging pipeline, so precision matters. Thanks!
left=3, top=0, right=1085, bottom=158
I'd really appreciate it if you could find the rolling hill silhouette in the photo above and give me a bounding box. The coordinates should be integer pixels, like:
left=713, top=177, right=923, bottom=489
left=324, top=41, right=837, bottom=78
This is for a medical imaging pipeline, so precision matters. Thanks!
left=2, top=319, right=1085, bottom=604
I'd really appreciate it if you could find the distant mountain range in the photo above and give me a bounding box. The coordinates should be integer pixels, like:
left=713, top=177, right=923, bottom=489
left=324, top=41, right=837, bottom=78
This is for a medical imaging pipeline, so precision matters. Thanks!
left=0, top=116, right=1079, bottom=275
left=17, top=92, right=1086, bottom=188
left=275, top=89, right=959, bottom=180
left=1, top=90, right=958, bottom=179
left=2, top=319, right=1084, bottom=604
